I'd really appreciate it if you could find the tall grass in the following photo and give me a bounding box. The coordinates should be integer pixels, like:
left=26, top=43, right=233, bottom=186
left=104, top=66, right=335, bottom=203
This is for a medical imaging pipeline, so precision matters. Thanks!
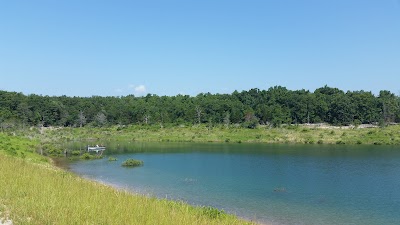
left=0, top=134, right=253, bottom=225
left=27, top=124, right=400, bottom=147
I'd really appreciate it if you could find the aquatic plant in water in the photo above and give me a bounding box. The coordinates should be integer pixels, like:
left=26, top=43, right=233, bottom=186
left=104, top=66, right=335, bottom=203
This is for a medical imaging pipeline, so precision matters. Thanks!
left=108, top=156, right=118, bottom=161
left=121, top=159, right=144, bottom=167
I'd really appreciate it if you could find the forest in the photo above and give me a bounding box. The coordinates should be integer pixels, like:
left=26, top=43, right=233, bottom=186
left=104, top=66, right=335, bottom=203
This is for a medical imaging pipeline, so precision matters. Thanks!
left=0, top=86, right=399, bottom=130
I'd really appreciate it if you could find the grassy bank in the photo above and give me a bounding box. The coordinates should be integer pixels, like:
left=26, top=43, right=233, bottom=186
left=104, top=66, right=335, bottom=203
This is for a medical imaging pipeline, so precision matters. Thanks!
left=27, top=124, right=400, bottom=146
left=0, top=134, right=252, bottom=225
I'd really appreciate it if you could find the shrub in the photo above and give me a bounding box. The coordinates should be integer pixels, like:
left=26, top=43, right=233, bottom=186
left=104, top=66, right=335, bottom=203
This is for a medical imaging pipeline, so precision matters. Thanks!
left=305, top=139, right=314, bottom=144
left=71, top=150, right=81, bottom=156
left=6, top=147, right=17, bottom=155
left=317, top=140, right=324, bottom=144
left=43, top=144, right=62, bottom=156
left=353, top=119, right=361, bottom=127
left=336, top=140, right=345, bottom=145
left=122, top=159, right=143, bottom=167
left=80, top=153, right=97, bottom=160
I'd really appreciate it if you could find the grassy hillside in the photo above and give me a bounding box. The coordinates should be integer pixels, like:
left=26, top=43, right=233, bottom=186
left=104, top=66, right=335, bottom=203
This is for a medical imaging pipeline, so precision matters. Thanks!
left=0, top=134, right=252, bottom=225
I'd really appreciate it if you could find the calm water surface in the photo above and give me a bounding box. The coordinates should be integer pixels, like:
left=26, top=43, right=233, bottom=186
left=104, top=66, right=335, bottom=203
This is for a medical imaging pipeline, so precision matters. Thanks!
left=67, top=142, right=400, bottom=225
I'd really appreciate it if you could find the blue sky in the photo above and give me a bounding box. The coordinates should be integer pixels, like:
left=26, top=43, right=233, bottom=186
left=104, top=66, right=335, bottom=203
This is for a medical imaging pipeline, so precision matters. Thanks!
left=0, top=0, right=399, bottom=97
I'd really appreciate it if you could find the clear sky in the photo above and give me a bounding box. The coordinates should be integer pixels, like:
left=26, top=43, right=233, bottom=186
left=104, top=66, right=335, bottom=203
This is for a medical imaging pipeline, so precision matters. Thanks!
left=1, top=0, right=399, bottom=97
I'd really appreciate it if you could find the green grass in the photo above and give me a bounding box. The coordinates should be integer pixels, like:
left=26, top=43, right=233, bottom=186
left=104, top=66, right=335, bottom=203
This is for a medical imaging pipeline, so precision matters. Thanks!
left=25, top=124, right=400, bottom=147
left=79, top=152, right=103, bottom=160
left=0, top=134, right=252, bottom=225
left=0, top=133, right=47, bottom=163
left=3, top=124, right=399, bottom=224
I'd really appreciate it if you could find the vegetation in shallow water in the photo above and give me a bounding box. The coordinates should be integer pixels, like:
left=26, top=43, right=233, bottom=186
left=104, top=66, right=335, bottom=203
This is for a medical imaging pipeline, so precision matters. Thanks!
left=122, top=158, right=144, bottom=167
left=108, top=156, right=117, bottom=161
left=79, top=152, right=103, bottom=160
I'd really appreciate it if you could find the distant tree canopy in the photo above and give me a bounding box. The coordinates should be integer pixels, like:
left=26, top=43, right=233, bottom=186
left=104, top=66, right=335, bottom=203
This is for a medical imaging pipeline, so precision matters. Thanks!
left=0, top=86, right=399, bottom=129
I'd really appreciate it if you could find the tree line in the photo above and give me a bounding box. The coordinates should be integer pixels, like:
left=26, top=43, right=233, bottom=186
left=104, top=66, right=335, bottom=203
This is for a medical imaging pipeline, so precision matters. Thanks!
left=0, top=86, right=399, bottom=130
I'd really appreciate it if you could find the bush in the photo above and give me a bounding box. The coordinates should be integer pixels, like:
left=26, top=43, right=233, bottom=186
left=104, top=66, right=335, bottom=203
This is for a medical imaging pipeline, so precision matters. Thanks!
left=336, top=140, right=346, bottom=145
left=71, top=150, right=81, bottom=156
left=80, top=153, right=95, bottom=160
left=317, top=140, right=324, bottom=144
left=353, top=119, right=361, bottom=127
left=43, top=144, right=62, bottom=156
left=122, top=159, right=143, bottom=167
left=305, top=139, right=314, bottom=144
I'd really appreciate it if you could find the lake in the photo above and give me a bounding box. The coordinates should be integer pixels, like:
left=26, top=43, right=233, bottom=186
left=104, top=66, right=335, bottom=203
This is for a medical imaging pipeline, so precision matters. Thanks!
left=66, top=142, right=400, bottom=225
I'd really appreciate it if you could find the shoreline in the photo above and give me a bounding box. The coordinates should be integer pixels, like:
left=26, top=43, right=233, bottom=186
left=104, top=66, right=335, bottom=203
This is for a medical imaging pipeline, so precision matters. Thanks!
left=0, top=153, right=254, bottom=224
left=55, top=157, right=271, bottom=225
left=74, top=171, right=272, bottom=225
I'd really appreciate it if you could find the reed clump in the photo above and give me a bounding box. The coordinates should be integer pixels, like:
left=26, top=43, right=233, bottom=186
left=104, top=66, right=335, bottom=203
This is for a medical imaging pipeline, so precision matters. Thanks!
left=79, top=153, right=103, bottom=160
left=122, top=158, right=144, bottom=167
left=108, top=156, right=118, bottom=161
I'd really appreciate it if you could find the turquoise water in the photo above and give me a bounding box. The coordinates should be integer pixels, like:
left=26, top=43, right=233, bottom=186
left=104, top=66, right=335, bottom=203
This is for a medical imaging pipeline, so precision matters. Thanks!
left=67, top=143, right=400, bottom=225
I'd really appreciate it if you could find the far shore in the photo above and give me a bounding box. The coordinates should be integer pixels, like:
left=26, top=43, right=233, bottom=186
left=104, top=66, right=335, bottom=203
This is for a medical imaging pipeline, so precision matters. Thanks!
left=25, top=123, right=400, bottom=147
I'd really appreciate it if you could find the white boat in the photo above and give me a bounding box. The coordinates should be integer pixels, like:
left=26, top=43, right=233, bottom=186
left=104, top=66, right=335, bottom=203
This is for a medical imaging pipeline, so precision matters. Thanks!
left=87, top=145, right=106, bottom=153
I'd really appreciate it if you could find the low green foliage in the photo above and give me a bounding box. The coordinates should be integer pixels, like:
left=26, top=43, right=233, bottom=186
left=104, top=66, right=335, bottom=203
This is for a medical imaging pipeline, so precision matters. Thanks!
left=0, top=133, right=45, bottom=163
left=336, top=140, right=346, bottom=145
left=108, top=156, right=117, bottom=161
left=122, top=158, right=144, bottom=167
left=201, top=206, right=227, bottom=219
left=33, top=124, right=400, bottom=146
left=80, top=153, right=102, bottom=160
left=71, top=150, right=81, bottom=156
